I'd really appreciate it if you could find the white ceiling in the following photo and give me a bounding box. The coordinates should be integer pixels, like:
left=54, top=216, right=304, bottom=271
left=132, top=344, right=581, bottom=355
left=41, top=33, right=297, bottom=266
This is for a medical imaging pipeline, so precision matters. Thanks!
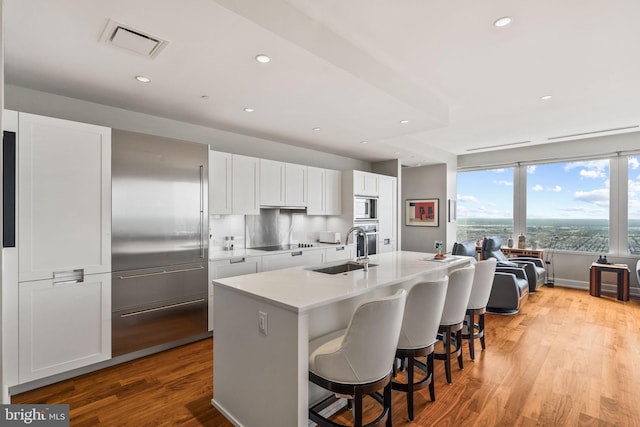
left=5, top=0, right=640, bottom=166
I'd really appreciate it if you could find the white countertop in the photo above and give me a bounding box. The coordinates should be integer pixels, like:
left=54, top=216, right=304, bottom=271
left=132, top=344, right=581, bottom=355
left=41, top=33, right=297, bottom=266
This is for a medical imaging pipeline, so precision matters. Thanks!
left=212, top=251, right=470, bottom=313
left=209, top=243, right=352, bottom=261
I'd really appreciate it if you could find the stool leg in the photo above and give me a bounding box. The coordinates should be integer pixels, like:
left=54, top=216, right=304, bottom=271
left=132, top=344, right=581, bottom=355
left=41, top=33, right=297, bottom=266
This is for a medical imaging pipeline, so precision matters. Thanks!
left=479, top=313, right=486, bottom=351
left=385, top=381, right=392, bottom=427
left=427, top=352, right=435, bottom=401
left=457, top=329, right=464, bottom=370
left=407, top=356, right=414, bottom=421
left=354, top=389, right=363, bottom=427
left=468, top=314, right=475, bottom=360
left=444, top=327, right=452, bottom=384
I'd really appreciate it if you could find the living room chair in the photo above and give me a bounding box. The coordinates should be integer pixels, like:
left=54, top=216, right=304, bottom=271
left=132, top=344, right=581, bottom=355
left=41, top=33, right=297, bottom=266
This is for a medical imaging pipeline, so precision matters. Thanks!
left=451, top=241, right=478, bottom=258
left=308, top=290, right=407, bottom=427
left=392, top=277, right=448, bottom=421
left=481, top=237, right=545, bottom=292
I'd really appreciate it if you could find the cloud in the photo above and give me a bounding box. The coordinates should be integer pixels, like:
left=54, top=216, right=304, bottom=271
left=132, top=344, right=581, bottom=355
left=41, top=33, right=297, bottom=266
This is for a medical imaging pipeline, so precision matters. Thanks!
left=457, top=195, right=480, bottom=204
left=532, top=184, right=543, bottom=191
left=629, top=157, right=640, bottom=170
left=573, top=189, right=609, bottom=208
left=493, top=180, right=513, bottom=187
left=527, top=165, right=537, bottom=174
left=559, top=206, right=606, bottom=214
left=565, top=160, right=608, bottom=179
left=549, top=185, right=562, bottom=192
left=493, top=168, right=506, bottom=173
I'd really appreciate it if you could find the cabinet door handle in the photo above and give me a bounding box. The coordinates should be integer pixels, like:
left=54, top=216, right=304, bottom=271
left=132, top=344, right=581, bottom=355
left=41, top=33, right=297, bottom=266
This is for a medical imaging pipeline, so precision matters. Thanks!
left=335, top=246, right=345, bottom=251
left=53, top=269, right=84, bottom=285
left=229, top=257, right=246, bottom=264
left=291, top=251, right=303, bottom=256
left=120, top=298, right=205, bottom=318
left=384, top=238, right=390, bottom=245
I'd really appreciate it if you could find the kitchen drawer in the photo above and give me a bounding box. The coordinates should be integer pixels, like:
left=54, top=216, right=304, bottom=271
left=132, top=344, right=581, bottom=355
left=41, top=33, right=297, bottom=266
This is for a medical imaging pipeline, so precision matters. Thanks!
left=261, top=249, right=324, bottom=272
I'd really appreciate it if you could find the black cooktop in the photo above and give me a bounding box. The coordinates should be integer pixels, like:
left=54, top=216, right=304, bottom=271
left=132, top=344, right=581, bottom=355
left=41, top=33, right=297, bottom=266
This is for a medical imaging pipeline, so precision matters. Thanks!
left=252, top=243, right=315, bottom=251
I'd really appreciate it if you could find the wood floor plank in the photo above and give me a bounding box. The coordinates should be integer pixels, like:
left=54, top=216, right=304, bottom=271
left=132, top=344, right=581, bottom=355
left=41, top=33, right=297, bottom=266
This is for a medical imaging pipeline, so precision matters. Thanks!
left=12, top=286, right=640, bottom=426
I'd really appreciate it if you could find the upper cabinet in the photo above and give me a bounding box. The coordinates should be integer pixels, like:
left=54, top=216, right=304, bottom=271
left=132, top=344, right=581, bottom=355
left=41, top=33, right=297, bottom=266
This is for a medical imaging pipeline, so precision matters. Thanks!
left=284, top=163, right=307, bottom=206
left=353, top=170, right=379, bottom=197
left=259, top=160, right=307, bottom=207
left=210, top=151, right=260, bottom=215
left=307, top=167, right=342, bottom=215
left=260, top=159, right=286, bottom=206
left=18, top=113, right=111, bottom=282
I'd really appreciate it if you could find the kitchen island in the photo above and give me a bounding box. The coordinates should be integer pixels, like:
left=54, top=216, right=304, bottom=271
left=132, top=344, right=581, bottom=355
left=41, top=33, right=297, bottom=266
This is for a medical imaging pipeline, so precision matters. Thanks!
left=211, top=251, right=471, bottom=427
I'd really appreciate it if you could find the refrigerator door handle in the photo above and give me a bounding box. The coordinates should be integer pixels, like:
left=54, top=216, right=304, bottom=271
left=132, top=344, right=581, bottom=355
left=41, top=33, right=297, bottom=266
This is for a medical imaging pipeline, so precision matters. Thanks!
left=200, top=164, right=205, bottom=259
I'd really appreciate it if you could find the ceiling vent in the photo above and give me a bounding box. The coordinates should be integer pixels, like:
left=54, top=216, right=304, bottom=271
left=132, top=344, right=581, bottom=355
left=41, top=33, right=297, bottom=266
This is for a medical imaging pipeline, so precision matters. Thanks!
left=547, top=125, right=639, bottom=141
left=100, top=19, right=168, bottom=59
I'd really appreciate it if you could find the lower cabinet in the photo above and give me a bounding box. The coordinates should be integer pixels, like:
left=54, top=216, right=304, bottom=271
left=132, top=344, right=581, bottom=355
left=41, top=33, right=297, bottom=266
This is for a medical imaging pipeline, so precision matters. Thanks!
left=209, top=257, right=262, bottom=331
left=261, top=249, right=324, bottom=272
left=324, top=245, right=355, bottom=263
left=378, top=239, right=396, bottom=254
left=18, top=273, right=111, bottom=383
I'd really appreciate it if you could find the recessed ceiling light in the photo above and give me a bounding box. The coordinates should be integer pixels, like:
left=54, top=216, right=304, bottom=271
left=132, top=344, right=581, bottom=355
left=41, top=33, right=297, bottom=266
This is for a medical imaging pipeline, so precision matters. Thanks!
left=360, top=141, right=368, bottom=145
left=135, top=75, right=151, bottom=83
left=493, top=16, right=512, bottom=27
left=312, top=127, right=321, bottom=131
left=255, top=54, right=271, bottom=63
left=400, top=120, right=409, bottom=124
left=540, top=95, right=553, bottom=100
left=244, top=108, right=255, bottom=112
left=201, top=95, right=210, bottom=100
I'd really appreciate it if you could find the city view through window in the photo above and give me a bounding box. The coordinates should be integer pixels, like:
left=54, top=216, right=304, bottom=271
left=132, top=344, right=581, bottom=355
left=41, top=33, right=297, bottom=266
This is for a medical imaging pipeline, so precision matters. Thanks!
left=455, top=159, right=636, bottom=253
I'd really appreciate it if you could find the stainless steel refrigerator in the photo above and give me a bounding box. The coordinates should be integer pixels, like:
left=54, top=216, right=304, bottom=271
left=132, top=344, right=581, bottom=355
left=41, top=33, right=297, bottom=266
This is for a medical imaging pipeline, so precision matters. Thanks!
left=111, top=130, right=209, bottom=357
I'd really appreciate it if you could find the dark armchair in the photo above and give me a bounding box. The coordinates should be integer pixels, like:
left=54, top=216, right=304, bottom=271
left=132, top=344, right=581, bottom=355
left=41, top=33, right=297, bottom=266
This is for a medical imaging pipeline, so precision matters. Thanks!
left=453, top=240, right=529, bottom=313
left=481, top=237, right=545, bottom=293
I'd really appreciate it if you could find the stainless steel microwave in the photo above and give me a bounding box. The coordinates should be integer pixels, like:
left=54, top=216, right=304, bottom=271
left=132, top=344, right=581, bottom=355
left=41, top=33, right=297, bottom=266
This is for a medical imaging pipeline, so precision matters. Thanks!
left=355, top=197, right=377, bottom=220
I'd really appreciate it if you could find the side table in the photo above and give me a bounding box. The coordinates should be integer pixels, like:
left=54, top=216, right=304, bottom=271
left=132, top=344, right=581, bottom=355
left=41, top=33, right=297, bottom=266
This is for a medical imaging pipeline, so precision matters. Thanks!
left=589, top=262, right=630, bottom=301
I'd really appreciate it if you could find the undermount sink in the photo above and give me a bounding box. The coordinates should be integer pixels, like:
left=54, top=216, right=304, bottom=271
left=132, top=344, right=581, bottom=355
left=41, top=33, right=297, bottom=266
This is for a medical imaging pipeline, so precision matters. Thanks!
left=311, top=262, right=377, bottom=275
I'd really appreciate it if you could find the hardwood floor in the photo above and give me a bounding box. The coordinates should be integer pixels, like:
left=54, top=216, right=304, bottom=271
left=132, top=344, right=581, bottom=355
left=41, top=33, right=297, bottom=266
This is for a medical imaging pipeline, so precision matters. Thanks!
left=13, top=286, right=640, bottom=426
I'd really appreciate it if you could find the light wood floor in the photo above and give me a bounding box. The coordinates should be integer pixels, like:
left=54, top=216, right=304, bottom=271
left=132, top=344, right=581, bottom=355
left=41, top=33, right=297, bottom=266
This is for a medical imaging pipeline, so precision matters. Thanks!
left=13, top=286, right=640, bottom=426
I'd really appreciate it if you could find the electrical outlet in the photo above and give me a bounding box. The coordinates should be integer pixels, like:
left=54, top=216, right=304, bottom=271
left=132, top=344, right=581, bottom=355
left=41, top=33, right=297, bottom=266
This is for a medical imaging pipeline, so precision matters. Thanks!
left=258, top=311, right=268, bottom=336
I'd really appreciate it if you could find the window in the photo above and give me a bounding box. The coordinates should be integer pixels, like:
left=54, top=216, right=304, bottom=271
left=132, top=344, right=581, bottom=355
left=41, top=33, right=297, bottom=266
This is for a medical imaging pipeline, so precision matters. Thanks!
left=456, top=168, right=514, bottom=243
left=526, top=160, right=609, bottom=252
left=629, top=156, right=640, bottom=254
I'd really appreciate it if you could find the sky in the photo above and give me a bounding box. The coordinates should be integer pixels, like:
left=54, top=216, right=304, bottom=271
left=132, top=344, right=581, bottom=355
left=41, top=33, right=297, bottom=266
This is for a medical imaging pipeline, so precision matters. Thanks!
left=457, top=156, right=640, bottom=220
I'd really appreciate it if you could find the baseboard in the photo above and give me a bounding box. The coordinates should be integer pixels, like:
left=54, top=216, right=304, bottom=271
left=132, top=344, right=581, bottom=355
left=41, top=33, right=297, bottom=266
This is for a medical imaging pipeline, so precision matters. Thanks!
left=553, top=279, right=640, bottom=298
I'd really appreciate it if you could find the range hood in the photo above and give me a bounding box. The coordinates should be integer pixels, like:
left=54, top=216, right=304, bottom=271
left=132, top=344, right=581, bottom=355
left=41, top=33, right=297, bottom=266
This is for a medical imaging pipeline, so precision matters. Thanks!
left=260, top=205, right=307, bottom=214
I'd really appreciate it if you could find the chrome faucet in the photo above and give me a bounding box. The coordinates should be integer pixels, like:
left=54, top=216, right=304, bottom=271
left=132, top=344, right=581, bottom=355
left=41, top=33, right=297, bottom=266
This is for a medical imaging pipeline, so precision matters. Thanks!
left=345, top=226, right=369, bottom=271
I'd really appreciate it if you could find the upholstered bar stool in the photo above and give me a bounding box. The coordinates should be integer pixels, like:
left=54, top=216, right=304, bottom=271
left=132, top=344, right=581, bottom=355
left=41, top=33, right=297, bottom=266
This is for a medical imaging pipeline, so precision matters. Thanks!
left=434, top=265, right=475, bottom=384
left=308, top=290, right=407, bottom=427
left=463, top=259, right=497, bottom=360
left=392, top=277, right=448, bottom=421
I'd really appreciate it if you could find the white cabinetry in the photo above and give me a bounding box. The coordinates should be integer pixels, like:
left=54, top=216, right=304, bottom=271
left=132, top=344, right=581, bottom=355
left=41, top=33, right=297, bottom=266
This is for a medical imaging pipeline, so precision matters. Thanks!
left=326, top=169, right=342, bottom=215
left=353, top=171, right=379, bottom=197
left=209, top=151, right=233, bottom=214
left=324, top=245, right=355, bottom=263
left=261, top=249, right=324, bottom=272
left=307, top=167, right=342, bottom=215
left=210, top=151, right=260, bottom=215
left=209, top=257, right=262, bottom=331
left=18, top=273, right=111, bottom=383
left=285, top=163, right=307, bottom=206
left=18, top=113, right=111, bottom=282
left=378, top=175, right=397, bottom=253
left=260, top=159, right=286, bottom=206
left=14, top=112, right=113, bottom=384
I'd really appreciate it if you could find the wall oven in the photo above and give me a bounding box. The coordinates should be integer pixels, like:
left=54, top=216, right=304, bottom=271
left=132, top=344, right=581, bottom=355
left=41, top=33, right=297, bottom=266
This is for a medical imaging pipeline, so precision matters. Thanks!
left=354, top=222, right=378, bottom=257
left=355, top=197, right=377, bottom=220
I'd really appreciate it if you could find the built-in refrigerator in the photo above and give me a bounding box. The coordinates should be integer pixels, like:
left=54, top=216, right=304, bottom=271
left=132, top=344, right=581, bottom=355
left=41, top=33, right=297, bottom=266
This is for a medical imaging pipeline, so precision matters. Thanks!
left=111, top=130, right=209, bottom=357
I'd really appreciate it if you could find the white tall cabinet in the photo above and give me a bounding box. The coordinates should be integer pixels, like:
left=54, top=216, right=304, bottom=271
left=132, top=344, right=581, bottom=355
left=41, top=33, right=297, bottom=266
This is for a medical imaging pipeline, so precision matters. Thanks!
left=378, top=175, right=397, bottom=253
left=307, top=167, right=342, bottom=215
left=13, top=112, right=112, bottom=384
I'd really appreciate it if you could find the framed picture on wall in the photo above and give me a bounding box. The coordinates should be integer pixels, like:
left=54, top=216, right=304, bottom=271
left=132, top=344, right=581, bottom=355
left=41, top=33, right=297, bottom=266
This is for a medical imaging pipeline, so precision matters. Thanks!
left=405, top=198, right=439, bottom=227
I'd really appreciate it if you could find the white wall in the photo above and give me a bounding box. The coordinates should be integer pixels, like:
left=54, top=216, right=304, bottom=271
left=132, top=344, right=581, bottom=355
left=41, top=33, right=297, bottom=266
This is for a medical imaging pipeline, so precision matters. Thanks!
left=4, top=85, right=370, bottom=172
